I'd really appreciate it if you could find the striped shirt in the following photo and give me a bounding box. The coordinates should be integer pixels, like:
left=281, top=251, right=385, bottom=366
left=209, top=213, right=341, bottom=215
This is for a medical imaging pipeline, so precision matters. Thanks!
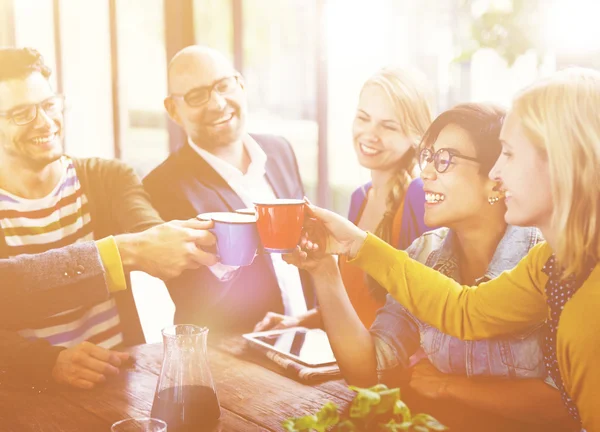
left=0, top=156, right=123, bottom=349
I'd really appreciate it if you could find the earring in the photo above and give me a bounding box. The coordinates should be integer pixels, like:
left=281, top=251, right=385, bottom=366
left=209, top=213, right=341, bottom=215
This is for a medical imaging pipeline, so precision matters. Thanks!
left=488, top=196, right=500, bottom=205
left=489, top=181, right=503, bottom=205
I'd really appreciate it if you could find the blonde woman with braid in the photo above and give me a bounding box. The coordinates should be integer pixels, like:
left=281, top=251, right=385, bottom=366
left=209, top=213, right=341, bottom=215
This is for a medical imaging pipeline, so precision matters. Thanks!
left=298, top=68, right=600, bottom=431
left=254, top=66, right=433, bottom=331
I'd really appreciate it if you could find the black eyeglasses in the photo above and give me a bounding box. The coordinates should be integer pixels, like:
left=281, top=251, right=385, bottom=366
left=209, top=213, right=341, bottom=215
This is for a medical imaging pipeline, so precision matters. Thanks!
left=0, top=95, right=65, bottom=126
left=419, top=147, right=480, bottom=173
left=171, top=75, right=241, bottom=107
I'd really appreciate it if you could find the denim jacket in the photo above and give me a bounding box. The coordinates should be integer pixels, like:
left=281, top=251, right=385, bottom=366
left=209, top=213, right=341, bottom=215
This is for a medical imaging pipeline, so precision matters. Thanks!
left=370, top=225, right=548, bottom=379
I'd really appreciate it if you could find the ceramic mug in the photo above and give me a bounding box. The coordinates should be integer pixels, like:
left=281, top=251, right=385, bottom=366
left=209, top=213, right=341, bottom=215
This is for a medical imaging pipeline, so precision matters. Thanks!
left=197, top=212, right=260, bottom=266
left=253, top=199, right=308, bottom=253
left=234, top=208, right=257, bottom=217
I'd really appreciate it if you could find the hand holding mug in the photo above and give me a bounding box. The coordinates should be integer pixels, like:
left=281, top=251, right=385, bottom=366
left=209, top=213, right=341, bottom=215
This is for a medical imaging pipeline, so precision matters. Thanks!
left=197, top=212, right=260, bottom=266
left=299, top=199, right=368, bottom=258
left=282, top=241, right=338, bottom=273
left=115, top=219, right=218, bottom=280
left=254, top=199, right=307, bottom=253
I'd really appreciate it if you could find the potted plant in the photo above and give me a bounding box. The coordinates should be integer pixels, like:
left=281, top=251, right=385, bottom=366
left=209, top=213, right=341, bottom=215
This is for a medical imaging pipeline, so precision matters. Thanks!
left=283, top=384, right=448, bottom=432
left=455, top=0, right=545, bottom=66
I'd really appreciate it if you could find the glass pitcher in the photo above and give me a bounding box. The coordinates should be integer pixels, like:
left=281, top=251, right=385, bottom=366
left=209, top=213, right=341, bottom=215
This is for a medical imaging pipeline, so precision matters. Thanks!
left=151, top=325, right=221, bottom=431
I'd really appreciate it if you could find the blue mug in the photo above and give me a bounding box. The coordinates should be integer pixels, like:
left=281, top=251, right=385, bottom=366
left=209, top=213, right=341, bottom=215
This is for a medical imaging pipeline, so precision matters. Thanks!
left=234, top=207, right=257, bottom=217
left=197, top=212, right=260, bottom=266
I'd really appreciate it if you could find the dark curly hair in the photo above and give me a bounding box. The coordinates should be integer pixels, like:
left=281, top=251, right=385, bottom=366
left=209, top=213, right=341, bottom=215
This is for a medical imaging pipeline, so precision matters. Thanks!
left=0, top=47, right=52, bottom=82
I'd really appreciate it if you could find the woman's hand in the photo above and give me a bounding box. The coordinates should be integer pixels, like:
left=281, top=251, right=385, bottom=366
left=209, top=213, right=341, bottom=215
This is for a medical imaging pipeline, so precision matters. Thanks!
left=282, top=244, right=338, bottom=273
left=301, top=199, right=368, bottom=258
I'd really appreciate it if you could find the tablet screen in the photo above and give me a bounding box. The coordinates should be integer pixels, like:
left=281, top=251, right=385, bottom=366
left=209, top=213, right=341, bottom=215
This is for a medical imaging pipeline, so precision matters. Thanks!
left=252, top=328, right=336, bottom=366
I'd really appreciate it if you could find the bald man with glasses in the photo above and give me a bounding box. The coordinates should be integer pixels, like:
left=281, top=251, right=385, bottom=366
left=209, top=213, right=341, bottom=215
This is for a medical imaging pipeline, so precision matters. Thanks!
left=144, top=45, right=316, bottom=334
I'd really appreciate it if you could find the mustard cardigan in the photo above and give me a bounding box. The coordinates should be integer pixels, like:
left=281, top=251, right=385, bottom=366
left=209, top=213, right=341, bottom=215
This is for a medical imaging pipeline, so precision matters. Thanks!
left=351, top=233, right=600, bottom=431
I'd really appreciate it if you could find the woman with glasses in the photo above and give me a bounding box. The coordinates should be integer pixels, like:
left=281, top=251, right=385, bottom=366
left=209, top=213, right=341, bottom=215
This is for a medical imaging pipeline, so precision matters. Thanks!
left=254, top=66, right=433, bottom=332
left=284, top=103, right=576, bottom=431
left=297, top=70, right=600, bottom=431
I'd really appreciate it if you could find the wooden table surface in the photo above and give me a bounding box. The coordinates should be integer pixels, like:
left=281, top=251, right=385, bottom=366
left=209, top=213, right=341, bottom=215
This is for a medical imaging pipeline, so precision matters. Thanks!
left=0, top=336, right=355, bottom=432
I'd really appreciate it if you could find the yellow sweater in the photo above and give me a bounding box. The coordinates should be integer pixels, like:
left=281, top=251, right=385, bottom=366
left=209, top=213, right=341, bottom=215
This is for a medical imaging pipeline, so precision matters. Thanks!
left=350, top=233, right=600, bottom=431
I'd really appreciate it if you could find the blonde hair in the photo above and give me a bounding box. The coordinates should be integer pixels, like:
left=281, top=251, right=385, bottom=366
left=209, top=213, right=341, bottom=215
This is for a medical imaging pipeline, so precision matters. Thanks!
left=362, top=66, right=433, bottom=144
left=361, top=66, right=433, bottom=299
left=512, top=68, right=600, bottom=275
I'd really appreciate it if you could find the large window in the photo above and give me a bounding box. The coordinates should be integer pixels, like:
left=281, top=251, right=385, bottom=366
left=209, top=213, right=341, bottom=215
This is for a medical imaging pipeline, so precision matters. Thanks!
left=325, top=0, right=457, bottom=214
left=12, top=0, right=58, bottom=89
left=7, top=0, right=588, bottom=216
left=194, top=0, right=233, bottom=61
left=59, top=0, right=114, bottom=159
left=116, top=0, right=169, bottom=177
left=0, top=0, right=15, bottom=46
left=4, top=0, right=597, bottom=345
left=242, top=0, right=319, bottom=201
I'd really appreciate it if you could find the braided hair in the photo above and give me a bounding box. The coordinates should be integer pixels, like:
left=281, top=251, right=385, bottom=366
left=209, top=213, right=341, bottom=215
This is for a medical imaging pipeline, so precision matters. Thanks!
left=360, top=66, right=433, bottom=301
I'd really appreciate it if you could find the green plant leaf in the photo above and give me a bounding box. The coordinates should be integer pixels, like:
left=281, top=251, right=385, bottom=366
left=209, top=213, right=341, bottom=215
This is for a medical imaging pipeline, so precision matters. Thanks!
left=294, top=414, right=318, bottom=430
left=283, top=386, right=447, bottom=432
left=349, top=388, right=381, bottom=419
left=333, top=420, right=358, bottom=431
left=369, top=383, right=390, bottom=393
left=453, top=47, right=479, bottom=64
left=348, top=383, right=389, bottom=394
left=282, top=418, right=299, bottom=432
left=412, top=413, right=448, bottom=431
left=282, top=402, right=340, bottom=432
left=456, top=0, right=544, bottom=66
left=373, top=388, right=401, bottom=415
left=379, top=419, right=412, bottom=431
left=393, top=399, right=411, bottom=422
left=315, top=401, right=340, bottom=428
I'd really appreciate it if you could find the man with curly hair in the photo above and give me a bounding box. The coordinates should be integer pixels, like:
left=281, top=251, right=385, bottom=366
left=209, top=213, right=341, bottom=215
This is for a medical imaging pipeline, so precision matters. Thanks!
left=0, top=47, right=217, bottom=390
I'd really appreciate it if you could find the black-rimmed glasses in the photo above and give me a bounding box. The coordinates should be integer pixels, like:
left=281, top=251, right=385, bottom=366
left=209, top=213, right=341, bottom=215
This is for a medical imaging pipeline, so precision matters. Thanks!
left=419, top=147, right=480, bottom=173
left=170, top=75, right=241, bottom=107
left=0, top=95, right=65, bottom=126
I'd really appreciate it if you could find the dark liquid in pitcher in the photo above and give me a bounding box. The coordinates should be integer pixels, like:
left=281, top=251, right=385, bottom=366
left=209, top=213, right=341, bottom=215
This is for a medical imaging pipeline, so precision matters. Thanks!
left=151, top=385, right=221, bottom=431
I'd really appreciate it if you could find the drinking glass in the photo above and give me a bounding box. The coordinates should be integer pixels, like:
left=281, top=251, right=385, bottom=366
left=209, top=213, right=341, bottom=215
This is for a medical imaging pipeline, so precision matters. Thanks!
left=111, top=417, right=167, bottom=432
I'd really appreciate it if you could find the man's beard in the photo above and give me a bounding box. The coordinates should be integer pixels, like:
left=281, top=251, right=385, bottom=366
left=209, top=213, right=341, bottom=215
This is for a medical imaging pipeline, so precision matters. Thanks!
left=193, top=114, right=246, bottom=149
left=13, top=140, right=63, bottom=171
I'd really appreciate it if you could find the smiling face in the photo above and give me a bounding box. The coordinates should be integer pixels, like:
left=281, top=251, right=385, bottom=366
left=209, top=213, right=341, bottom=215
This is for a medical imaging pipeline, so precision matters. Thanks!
left=490, top=110, right=553, bottom=229
left=0, top=72, right=63, bottom=170
left=352, top=84, right=415, bottom=172
left=165, top=48, right=247, bottom=151
left=420, top=123, right=499, bottom=229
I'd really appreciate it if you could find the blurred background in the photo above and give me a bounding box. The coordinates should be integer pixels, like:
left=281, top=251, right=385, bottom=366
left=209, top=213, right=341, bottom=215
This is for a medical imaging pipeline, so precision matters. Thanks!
left=2, top=0, right=598, bottom=340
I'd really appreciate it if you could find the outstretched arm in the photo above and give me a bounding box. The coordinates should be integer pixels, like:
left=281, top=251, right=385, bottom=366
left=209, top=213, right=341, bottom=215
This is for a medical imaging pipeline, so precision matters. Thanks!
left=349, top=234, right=550, bottom=340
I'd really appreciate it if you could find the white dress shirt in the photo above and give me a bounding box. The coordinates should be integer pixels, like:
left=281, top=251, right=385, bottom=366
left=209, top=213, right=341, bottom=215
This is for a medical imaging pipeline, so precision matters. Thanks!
left=188, top=135, right=308, bottom=317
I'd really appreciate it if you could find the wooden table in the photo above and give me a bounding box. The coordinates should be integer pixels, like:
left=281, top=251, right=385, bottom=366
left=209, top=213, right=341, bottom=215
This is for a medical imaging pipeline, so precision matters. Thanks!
left=0, top=337, right=355, bottom=431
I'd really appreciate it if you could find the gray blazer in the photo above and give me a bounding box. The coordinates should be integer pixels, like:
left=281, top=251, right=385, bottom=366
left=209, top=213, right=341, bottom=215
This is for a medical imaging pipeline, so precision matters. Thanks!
left=0, top=241, right=110, bottom=330
left=1, top=157, right=162, bottom=381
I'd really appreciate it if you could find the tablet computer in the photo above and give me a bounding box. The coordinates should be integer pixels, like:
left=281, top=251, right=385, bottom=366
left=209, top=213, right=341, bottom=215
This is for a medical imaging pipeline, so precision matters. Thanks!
left=243, top=327, right=337, bottom=367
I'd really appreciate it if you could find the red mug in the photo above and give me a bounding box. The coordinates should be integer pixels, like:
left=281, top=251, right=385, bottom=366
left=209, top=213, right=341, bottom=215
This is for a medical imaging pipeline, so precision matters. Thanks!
left=254, top=199, right=306, bottom=253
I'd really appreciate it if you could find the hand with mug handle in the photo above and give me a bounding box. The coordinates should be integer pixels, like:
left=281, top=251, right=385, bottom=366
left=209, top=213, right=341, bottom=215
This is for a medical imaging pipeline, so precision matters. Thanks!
left=290, top=198, right=368, bottom=261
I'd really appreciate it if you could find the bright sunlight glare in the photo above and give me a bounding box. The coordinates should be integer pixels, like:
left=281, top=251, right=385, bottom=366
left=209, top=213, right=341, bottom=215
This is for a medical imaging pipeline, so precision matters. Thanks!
left=546, top=0, right=600, bottom=54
